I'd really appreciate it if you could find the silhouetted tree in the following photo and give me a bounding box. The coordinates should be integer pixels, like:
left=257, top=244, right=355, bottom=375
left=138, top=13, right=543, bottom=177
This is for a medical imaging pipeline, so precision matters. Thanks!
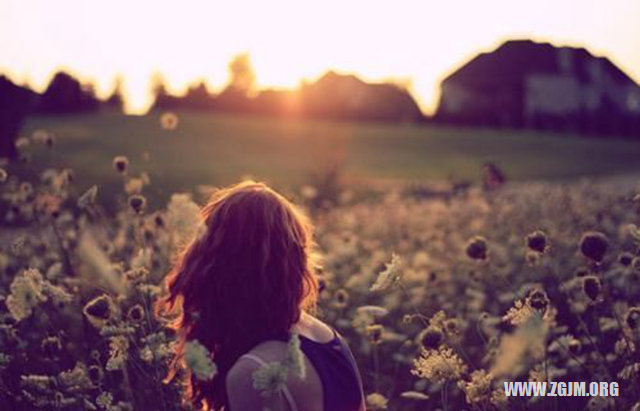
left=37, top=71, right=100, bottom=114
left=0, top=76, right=37, bottom=159
left=150, top=72, right=182, bottom=110
left=105, top=76, right=125, bottom=112
left=227, top=53, right=256, bottom=95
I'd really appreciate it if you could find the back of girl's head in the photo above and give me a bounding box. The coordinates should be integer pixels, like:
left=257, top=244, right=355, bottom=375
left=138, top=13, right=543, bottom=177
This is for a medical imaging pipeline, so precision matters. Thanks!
left=156, top=181, right=318, bottom=410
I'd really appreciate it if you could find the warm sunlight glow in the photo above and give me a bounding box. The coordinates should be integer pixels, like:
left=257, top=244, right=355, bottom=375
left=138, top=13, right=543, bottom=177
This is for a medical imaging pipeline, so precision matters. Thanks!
left=2, top=0, right=640, bottom=114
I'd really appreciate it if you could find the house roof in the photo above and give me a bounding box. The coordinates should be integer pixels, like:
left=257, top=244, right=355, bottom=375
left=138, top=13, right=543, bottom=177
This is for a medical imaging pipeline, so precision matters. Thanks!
left=443, top=39, right=637, bottom=87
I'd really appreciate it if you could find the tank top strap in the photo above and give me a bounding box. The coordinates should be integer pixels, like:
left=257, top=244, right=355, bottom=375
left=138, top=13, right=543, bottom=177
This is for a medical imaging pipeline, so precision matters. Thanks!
left=240, top=353, right=300, bottom=411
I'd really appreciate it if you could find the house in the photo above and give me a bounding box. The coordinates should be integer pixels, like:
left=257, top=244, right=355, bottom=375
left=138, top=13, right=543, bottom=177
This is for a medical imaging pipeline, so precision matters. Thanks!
left=298, top=71, right=424, bottom=122
left=436, top=39, right=640, bottom=136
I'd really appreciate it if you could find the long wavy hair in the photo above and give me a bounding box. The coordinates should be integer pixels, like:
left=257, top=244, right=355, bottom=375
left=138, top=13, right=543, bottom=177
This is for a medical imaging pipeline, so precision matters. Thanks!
left=155, top=181, right=319, bottom=410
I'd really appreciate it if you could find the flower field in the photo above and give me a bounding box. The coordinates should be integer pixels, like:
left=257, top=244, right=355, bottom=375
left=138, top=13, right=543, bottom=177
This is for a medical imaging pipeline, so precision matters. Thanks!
left=2, top=125, right=640, bottom=411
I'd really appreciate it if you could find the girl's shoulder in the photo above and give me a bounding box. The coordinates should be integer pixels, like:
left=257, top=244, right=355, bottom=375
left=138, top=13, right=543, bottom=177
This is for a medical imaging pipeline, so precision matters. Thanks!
left=295, top=312, right=335, bottom=343
left=228, top=313, right=335, bottom=379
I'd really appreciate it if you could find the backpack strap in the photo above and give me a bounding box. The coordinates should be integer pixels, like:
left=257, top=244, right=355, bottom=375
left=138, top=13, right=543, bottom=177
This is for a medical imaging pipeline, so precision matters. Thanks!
left=240, top=354, right=299, bottom=411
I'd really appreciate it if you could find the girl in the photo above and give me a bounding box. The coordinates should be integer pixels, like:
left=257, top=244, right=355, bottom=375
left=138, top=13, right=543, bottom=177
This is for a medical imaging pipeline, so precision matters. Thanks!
left=156, top=181, right=365, bottom=411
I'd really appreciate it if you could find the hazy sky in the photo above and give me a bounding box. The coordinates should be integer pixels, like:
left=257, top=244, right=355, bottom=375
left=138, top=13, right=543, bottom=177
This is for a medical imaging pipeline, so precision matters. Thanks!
left=2, top=0, right=640, bottom=114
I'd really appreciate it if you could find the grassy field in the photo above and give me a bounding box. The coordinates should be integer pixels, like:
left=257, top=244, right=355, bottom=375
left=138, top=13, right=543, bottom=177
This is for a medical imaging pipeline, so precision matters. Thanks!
left=18, top=110, right=640, bottom=203
left=5, top=111, right=640, bottom=411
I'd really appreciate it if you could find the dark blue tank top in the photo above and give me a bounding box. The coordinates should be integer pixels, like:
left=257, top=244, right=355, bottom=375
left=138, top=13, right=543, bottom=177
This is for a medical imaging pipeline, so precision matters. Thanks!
left=298, top=331, right=364, bottom=411
left=230, top=330, right=364, bottom=411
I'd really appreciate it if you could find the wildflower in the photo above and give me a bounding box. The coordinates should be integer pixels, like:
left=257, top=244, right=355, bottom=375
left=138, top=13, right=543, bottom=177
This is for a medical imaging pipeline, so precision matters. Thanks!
left=417, top=326, right=444, bottom=349
left=83, top=294, right=116, bottom=328
left=160, top=112, right=179, bottom=130
left=586, top=396, right=614, bottom=411
left=582, top=275, right=601, bottom=301
left=112, top=156, right=129, bottom=174
left=35, top=193, right=62, bottom=218
left=458, top=369, right=493, bottom=405
left=57, top=362, right=92, bottom=393
left=334, top=289, right=349, bottom=308
left=444, top=318, right=461, bottom=337
left=399, top=391, right=429, bottom=401
left=491, top=389, right=508, bottom=410
left=625, top=307, right=640, bottom=330
left=525, top=230, right=548, bottom=253
left=0, top=168, right=7, bottom=183
left=124, top=177, right=144, bottom=195
left=153, top=213, right=165, bottom=227
left=127, top=305, right=145, bottom=323
left=184, top=340, right=217, bottom=381
left=60, top=168, right=75, bottom=184
left=579, top=231, right=609, bottom=263
left=106, top=336, right=129, bottom=371
left=6, top=268, right=47, bottom=321
left=466, top=236, right=488, bottom=260
left=629, top=224, right=640, bottom=242
left=282, top=333, right=305, bottom=379
left=365, top=393, right=388, bottom=410
left=96, top=392, right=113, bottom=409
left=78, top=185, right=98, bottom=209
left=527, top=289, right=549, bottom=313
left=139, top=346, right=154, bottom=364
left=618, top=363, right=640, bottom=381
left=252, top=362, right=288, bottom=396
left=20, top=181, right=34, bottom=197
left=128, top=194, right=147, bottom=214
left=166, top=193, right=202, bottom=246
left=366, top=324, right=384, bottom=345
left=503, top=300, right=534, bottom=326
left=370, top=253, right=402, bottom=291
left=411, top=346, right=467, bottom=384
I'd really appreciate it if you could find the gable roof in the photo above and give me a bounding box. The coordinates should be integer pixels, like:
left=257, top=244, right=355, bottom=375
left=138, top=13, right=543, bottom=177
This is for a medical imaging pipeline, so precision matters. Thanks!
left=443, top=39, right=637, bottom=88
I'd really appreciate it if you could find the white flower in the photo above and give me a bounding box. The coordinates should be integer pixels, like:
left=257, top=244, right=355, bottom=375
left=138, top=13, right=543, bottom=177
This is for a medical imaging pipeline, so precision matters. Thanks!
left=184, top=340, right=217, bottom=381
left=365, top=393, right=388, bottom=410
left=370, top=253, right=402, bottom=291
left=6, top=268, right=47, bottom=321
left=252, top=362, right=288, bottom=396
left=166, top=193, right=202, bottom=247
left=411, top=346, right=467, bottom=384
left=284, top=333, right=306, bottom=379
left=106, top=336, right=130, bottom=371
